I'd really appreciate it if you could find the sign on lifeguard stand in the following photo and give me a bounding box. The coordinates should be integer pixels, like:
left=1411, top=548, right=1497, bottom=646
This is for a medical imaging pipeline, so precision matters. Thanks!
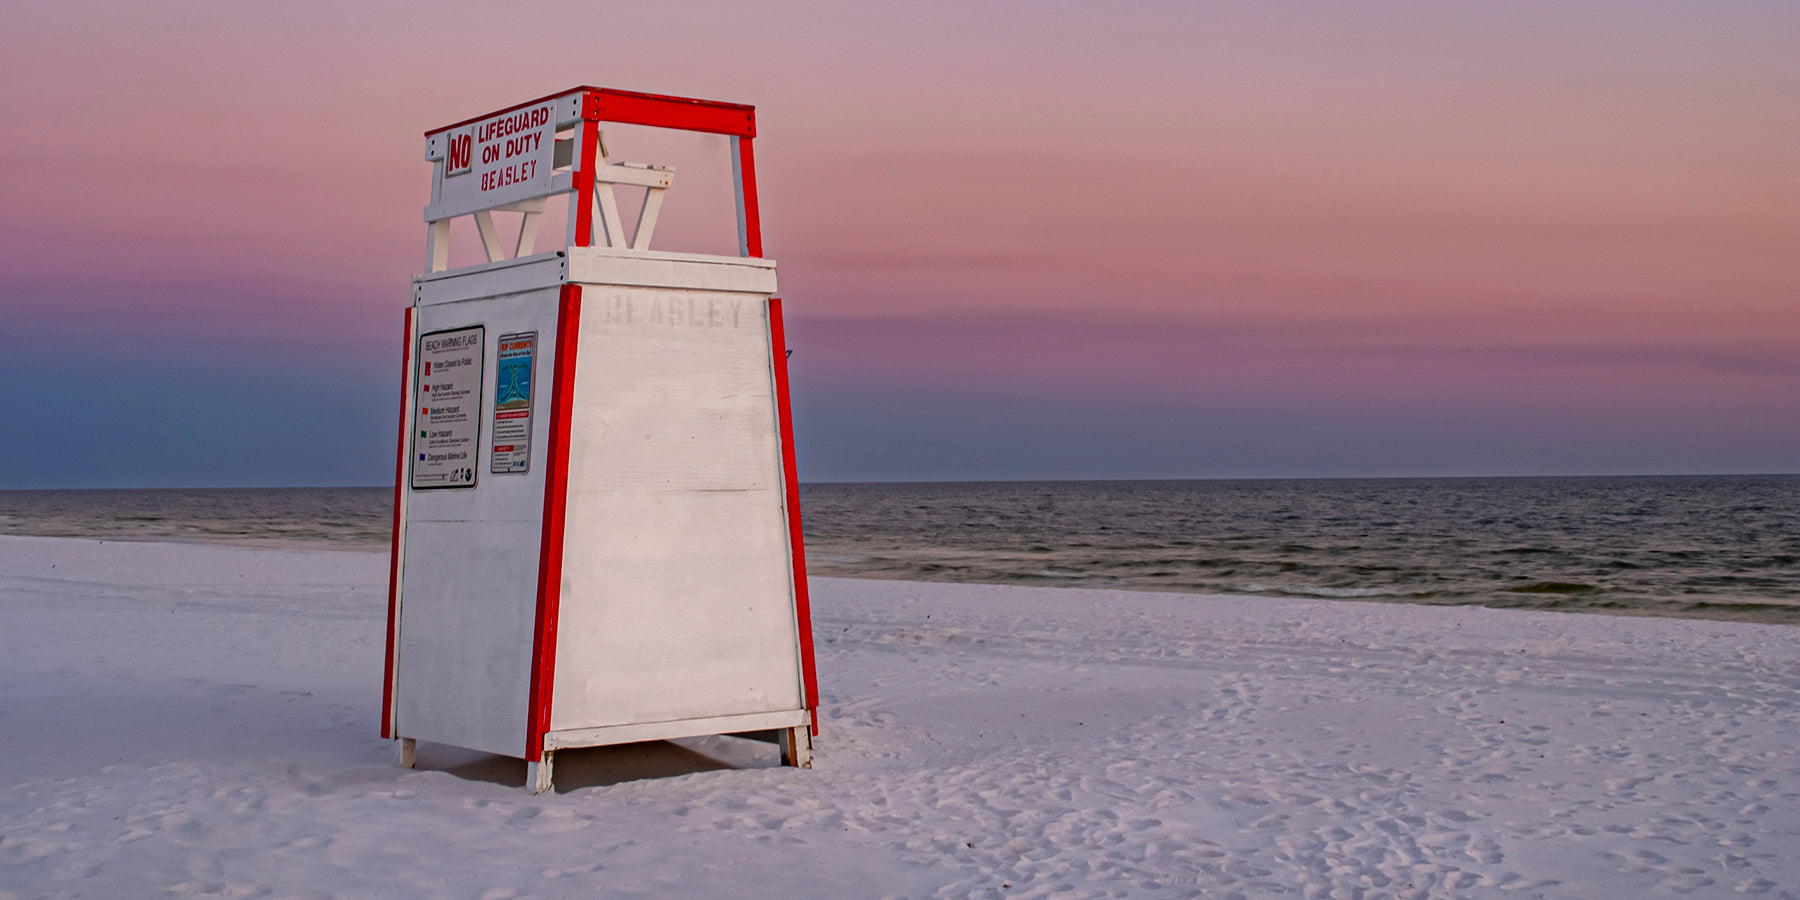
left=381, top=87, right=818, bottom=793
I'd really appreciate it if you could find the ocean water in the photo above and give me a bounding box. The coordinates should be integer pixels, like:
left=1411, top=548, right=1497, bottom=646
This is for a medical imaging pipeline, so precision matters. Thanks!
left=0, top=487, right=393, bottom=548
left=799, top=476, right=1800, bottom=624
left=2, top=476, right=1796, bottom=623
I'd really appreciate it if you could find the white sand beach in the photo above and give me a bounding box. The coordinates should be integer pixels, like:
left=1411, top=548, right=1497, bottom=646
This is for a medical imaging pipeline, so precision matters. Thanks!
left=2, top=534, right=1797, bottom=898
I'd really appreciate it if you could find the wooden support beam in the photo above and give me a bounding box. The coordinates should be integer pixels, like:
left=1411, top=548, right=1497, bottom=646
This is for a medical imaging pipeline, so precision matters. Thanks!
left=594, top=185, right=627, bottom=249
left=779, top=725, right=812, bottom=769
left=632, top=189, right=665, bottom=250
left=427, top=219, right=451, bottom=273
left=528, top=750, right=555, bottom=794
left=517, top=211, right=541, bottom=257
left=473, top=210, right=506, bottom=263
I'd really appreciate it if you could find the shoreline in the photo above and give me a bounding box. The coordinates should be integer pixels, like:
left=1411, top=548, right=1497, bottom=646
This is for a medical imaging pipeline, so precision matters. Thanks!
left=2, top=528, right=1795, bottom=626
left=804, top=565, right=1800, bottom=627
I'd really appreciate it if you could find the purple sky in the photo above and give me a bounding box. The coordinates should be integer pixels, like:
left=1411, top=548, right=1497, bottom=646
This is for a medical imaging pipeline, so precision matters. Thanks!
left=2, top=1, right=1795, bottom=486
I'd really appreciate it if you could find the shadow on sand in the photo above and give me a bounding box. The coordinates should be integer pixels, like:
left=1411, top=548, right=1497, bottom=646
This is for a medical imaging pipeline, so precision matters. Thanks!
left=412, top=733, right=784, bottom=793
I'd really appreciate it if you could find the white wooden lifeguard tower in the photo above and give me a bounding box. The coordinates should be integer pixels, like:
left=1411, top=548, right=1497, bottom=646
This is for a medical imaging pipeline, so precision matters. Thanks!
left=381, top=87, right=818, bottom=793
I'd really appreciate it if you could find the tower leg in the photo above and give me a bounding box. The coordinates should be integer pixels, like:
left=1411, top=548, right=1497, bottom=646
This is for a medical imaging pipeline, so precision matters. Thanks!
left=528, top=750, right=555, bottom=794
left=397, top=737, right=416, bottom=769
left=779, top=725, right=812, bottom=769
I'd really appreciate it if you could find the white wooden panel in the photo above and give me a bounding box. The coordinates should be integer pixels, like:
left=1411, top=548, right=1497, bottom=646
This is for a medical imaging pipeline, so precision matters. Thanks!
left=566, top=247, right=776, bottom=295
left=394, top=288, right=562, bottom=757
left=393, top=519, right=539, bottom=756
left=414, top=252, right=567, bottom=306
left=553, top=286, right=803, bottom=732
left=570, top=246, right=777, bottom=269
left=593, top=162, right=675, bottom=189
left=544, top=709, right=809, bottom=751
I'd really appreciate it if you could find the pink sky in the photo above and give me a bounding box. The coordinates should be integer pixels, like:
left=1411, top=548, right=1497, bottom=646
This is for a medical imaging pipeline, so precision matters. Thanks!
left=2, top=1, right=1795, bottom=484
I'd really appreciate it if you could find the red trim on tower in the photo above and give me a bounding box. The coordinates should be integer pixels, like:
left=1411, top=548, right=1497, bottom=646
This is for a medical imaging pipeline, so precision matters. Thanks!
left=526, top=285, right=583, bottom=760
left=425, top=86, right=755, bottom=138
left=572, top=122, right=599, bottom=248
left=739, top=136, right=814, bottom=733
left=767, top=298, right=820, bottom=734
left=381, top=306, right=416, bottom=739
left=582, top=88, right=755, bottom=137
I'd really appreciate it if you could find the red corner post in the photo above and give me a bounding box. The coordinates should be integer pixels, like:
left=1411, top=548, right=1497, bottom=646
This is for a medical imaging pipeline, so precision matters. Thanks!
left=381, top=306, right=415, bottom=739
left=526, top=285, right=583, bottom=760
left=767, top=297, right=819, bottom=734
left=572, top=97, right=601, bottom=248
left=738, top=135, right=820, bottom=733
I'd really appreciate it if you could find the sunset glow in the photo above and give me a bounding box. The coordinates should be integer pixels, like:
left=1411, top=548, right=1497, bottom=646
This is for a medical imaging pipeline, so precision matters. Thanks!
left=2, top=1, right=1794, bottom=485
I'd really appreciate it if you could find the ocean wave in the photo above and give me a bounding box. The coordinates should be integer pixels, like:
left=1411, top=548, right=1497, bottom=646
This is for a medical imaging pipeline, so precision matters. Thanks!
left=1237, top=583, right=1399, bottom=599
left=1504, top=582, right=1598, bottom=595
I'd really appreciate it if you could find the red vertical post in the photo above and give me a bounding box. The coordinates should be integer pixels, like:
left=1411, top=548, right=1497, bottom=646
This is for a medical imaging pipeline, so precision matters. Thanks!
left=571, top=94, right=602, bottom=248
left=767, top=298, right=819, bottom=733
left=527, top=285, right=583, bottom=759
left=381, top=306, right=416, bottom=739
left=739, top=136, right=819, bottom=733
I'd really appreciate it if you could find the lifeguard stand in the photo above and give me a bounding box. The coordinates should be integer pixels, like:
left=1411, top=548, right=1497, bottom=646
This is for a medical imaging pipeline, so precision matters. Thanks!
left=380, top=87, right=818, bottom=793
